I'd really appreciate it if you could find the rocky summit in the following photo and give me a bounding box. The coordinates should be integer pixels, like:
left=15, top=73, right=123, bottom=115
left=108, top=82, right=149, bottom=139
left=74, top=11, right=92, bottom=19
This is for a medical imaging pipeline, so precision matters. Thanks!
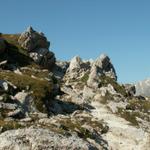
left=0, top=27, right=149, bottom=150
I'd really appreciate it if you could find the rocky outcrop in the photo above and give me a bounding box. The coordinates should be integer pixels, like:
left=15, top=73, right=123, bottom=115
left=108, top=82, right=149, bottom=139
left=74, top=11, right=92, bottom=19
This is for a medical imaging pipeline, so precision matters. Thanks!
left=66, top=56, right=91, bottom=79
left=18, top=26, right=50, bottom=51
left=87, top=54, right=117, bottom=89
left=18, top=27, right=55, bottom=69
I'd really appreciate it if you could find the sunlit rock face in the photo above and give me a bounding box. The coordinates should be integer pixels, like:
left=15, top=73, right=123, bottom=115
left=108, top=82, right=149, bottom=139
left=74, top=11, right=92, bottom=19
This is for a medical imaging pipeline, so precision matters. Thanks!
left=87, top=54, right=117, bottom=89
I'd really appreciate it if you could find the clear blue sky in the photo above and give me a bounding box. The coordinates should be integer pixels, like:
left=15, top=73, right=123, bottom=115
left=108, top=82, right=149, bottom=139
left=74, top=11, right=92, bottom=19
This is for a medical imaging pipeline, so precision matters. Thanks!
left=0, top=0, right=150, bottom=83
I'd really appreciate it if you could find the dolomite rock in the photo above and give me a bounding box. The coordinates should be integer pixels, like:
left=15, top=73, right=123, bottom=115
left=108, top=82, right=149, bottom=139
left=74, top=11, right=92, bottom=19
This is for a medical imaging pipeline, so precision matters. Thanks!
left=18, top=27, right=55, bottom=69
left=18, top=26, right=50, bottom=51
left=87, top=54, right=117, bottom=89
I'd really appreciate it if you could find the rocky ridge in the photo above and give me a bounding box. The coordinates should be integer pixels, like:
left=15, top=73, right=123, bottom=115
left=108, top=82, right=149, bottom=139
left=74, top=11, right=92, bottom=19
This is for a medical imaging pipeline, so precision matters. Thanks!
left=0, top=27, right=149, bottom=150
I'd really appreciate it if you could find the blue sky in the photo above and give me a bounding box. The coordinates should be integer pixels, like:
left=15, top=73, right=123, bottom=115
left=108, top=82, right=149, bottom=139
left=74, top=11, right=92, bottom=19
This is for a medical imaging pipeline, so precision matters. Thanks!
left=0, top=0, right=150, bottom=83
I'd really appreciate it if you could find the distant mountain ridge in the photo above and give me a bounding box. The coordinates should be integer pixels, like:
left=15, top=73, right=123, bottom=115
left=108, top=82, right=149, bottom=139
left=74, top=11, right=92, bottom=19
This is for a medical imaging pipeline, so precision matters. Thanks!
left=135, top=78, right=150, bottom=96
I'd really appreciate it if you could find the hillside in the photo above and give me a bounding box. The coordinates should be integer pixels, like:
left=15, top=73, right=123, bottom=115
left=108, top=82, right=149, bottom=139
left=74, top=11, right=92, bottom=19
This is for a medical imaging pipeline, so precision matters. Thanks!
left=0, top=27, right=149, bottom=150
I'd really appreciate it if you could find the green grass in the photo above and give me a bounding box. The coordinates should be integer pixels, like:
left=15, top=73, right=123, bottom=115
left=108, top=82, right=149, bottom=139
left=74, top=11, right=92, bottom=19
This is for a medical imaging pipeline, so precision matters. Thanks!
left=117, top=98, right=150, bottom=127
left=56, top=116, right=108, bottom=139
left=80, top=73, right=89, bottom=83
left=117, top=108, right=139, bottom=126
left=127, top=98, right=150, bottom=113
left=0, top=71, right=53, bottom=112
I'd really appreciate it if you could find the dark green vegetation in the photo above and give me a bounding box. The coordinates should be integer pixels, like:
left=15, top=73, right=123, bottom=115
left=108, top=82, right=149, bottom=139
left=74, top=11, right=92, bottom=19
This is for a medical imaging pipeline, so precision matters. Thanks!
left=0, top=34, right=35, bottom=67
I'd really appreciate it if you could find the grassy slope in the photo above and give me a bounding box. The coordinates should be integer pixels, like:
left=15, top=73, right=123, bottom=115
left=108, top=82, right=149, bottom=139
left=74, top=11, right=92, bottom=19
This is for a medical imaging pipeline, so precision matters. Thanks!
left=0, top=33, right=54, bottom=113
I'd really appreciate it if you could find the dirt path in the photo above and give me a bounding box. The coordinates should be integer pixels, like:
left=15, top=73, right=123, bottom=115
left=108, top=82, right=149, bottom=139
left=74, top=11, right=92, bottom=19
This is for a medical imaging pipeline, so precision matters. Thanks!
left=91, top=101, right=150, bottom=150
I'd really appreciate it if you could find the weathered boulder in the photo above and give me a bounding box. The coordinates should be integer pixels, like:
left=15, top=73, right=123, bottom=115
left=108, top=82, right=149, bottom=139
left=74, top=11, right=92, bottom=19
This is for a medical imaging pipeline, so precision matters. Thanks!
left=18, top=26, right=50, bottom=51
left=0, top=38, right=6, bottom=54
left=14, top=91, right=34, bottom=114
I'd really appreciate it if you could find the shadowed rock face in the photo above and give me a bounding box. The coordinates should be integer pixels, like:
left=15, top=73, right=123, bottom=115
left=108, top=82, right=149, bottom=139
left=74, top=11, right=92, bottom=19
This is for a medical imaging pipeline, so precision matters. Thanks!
left=0, top=38, right=6, bottom=54
left=135, top=78, right=150, bottom=96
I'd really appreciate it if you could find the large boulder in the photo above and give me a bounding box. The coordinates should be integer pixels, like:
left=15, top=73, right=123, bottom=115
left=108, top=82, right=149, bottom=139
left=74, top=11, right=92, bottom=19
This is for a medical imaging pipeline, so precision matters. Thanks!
left=18, top=26, right=50, bottom=51
left=0, top=38, right=6, bottom=54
